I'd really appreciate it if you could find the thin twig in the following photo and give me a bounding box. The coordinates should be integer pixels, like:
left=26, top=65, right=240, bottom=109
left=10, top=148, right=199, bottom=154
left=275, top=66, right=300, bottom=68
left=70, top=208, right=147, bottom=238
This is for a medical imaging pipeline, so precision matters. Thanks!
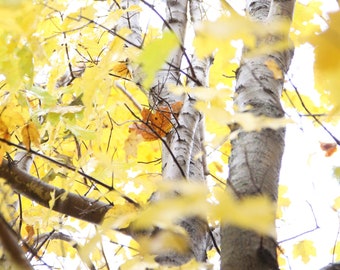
left=115, top=82, right=142, bottom=111
left=288, top=78, right=340, bottom=145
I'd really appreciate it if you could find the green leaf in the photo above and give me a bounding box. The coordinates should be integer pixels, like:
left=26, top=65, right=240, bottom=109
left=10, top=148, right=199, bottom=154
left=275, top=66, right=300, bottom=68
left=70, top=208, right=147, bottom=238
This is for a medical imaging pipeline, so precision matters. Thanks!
left=137, top=31, right=179, bottom=89
left=17, top=45, right=33, bottom=86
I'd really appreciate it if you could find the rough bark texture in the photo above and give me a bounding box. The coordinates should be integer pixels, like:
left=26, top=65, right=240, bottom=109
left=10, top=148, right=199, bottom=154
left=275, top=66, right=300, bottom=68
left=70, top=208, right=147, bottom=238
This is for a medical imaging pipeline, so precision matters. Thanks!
left=0, top=214, right=33, bottom=270
left=0, top=159, right=112, bottom=224
left=221, top=0, right=295, bottom=269
left=147, top=0, right=211, bottom=265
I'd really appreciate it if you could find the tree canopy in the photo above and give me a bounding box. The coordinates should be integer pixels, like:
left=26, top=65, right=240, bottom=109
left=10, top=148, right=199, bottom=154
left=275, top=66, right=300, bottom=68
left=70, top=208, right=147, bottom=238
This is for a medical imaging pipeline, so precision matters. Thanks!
left=0, top=0, right=340, bottom=269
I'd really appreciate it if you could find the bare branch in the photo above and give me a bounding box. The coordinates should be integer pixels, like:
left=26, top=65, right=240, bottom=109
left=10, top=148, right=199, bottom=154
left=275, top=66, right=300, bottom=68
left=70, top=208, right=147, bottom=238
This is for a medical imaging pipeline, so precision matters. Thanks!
left=0, top=213, right=33, bottom=270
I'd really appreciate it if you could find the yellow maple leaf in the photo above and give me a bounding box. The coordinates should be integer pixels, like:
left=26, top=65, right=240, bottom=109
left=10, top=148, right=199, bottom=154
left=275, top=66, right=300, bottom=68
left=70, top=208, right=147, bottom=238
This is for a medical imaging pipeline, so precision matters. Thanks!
left=21, top=122, right=40, bottom=150
left=293, top=240, right=317, bottom=263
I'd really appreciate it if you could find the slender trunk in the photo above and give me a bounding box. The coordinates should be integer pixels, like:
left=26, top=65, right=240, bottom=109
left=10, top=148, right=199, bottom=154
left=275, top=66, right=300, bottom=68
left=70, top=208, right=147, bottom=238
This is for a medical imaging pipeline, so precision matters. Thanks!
left=221, top=0, right=295, bottom=269
left=147, top=0, right=211, bottom=265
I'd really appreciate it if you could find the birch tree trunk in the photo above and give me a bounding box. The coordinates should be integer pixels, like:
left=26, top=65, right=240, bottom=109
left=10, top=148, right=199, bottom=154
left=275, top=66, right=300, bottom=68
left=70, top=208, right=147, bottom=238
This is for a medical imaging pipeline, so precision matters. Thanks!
left=147, top=0, right=211, bottom=266
left=221, top=0, right=295, bottom=269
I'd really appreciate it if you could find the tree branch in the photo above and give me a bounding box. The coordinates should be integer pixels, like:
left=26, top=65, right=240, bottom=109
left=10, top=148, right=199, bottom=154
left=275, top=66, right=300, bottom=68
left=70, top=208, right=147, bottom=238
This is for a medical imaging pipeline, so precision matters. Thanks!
left=0, top=213, right=33, bottom=270
left=0, top=159, right=112, bottom=225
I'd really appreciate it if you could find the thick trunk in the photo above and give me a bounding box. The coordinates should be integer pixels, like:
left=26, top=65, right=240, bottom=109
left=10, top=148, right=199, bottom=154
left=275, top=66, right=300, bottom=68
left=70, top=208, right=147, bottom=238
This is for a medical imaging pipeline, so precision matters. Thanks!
left=221, top=0, right=295, bottom=269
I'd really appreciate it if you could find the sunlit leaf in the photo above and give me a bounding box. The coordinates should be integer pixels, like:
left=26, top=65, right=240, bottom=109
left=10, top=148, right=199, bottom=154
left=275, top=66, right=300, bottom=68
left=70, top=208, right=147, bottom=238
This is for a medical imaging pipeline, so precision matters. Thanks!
left=310, top=11, right=340, bottom=116
left=119, top=255, right=158, bottom=270
left=21, top=122, right=40, bottom=150
left=332, top=196, right=340, bottom=211
left=103, top=203, right=138, bottom=229
left=0, top=117, right=10, bottom=164
left=195, top=13, right=291, bottom=57
left=277, top=185, right=291, bottom=219
left=332, top=241, right=340, bottom=261
left=137, top=230, right=190, bottom=255
left=212, top=190, right=276, bottom=236
left=293, top=240, right=316, bottom=264
left=137, top=31, right=179, bottom=88
left=333, top=167, right=340, bottom=182
left=124, top=130, right=144, bottom=160
left=233, top=113, right=293, bottom=132
left=129, top=102, right=183, bottom=141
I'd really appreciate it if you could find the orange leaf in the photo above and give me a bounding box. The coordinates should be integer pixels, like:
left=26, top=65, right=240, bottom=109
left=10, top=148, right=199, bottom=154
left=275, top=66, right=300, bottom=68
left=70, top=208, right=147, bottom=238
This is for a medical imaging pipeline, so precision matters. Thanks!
left=129, top=102, right=183, bottom=141
left=21, top=122, right=40, bottom=150
left=265, top=59, right=283, bottom=80
left=320, top=142, right=337, bottom=157
left=25, top=224, right=35, bottom=245
left=111, top=62, right=131, bottom=78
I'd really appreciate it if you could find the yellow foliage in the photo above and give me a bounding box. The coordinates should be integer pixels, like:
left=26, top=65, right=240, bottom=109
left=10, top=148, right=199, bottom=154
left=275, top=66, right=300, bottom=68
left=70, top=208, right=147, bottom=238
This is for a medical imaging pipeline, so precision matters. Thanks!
left=291, top=0, right=323, bottom=44
left=277, top=185, right=291, bottom=219
left=332, top=196, right=340, bottom=211
left=0, top=117, right=10, bottom=164
left=233, top=112, right=293, bottom=132
left=137, top=230, right=190, bottom=255
left=195, top=12, right=291, bottom=57
left=310, top=11, right=340, bottom=116
left=332, top=241, right=340, bottom=262
left=293, top=240, right=317, bottom=263
left=119, top=255, right=159, bottom=270
left=211, top=190, right=276, bottom=236
left=21, top=122, right=40, bottom=150
left=103, top=202, right=138, bottom=229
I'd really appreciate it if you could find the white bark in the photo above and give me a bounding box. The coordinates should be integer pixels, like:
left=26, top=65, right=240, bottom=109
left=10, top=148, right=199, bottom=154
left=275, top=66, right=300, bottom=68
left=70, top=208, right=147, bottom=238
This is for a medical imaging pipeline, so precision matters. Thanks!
left=119, top=0, right=143, bottom=47
left=147, top=0, right=213, bottom=265
left=221, top=0, right=295, bottom=269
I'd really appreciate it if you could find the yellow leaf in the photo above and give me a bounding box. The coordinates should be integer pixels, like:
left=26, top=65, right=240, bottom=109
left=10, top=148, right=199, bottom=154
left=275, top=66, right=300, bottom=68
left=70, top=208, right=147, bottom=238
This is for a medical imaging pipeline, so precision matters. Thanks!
left=332, top=241, right=340, bottom=261
left=124, top=130, right=144, bottom=161
left=291, top=1, right=323, bottom=44
left=265, top=59, right=283, bottom=80
left=233, top=113, right=292, bottom=132
left=137, top=31, right=179, bottom=89
left=119, top=255, right=158, bottom=270
left=277, top=185, right=291, bottom=219
left=0, top=117, right=10, bottom=164
left=49, top=105, right=84, bottom=114
left=137, top=230, right=190, bottom=255
left=195, top=13, right=291, bottom=57
left=21, top=122, right=40, bottom=150
left=132, top=182, right=209, bottom=230
left=102, top=203, right=138, bottom=229
left=333, top=167, right=340, bottom=181
left=310, top=11, right=340, bottom=116
left=333, top=196, right=340, bottom=211
left=211, top=190, right=276, bottom=236
left=293, top=240, right=316, bottom=263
